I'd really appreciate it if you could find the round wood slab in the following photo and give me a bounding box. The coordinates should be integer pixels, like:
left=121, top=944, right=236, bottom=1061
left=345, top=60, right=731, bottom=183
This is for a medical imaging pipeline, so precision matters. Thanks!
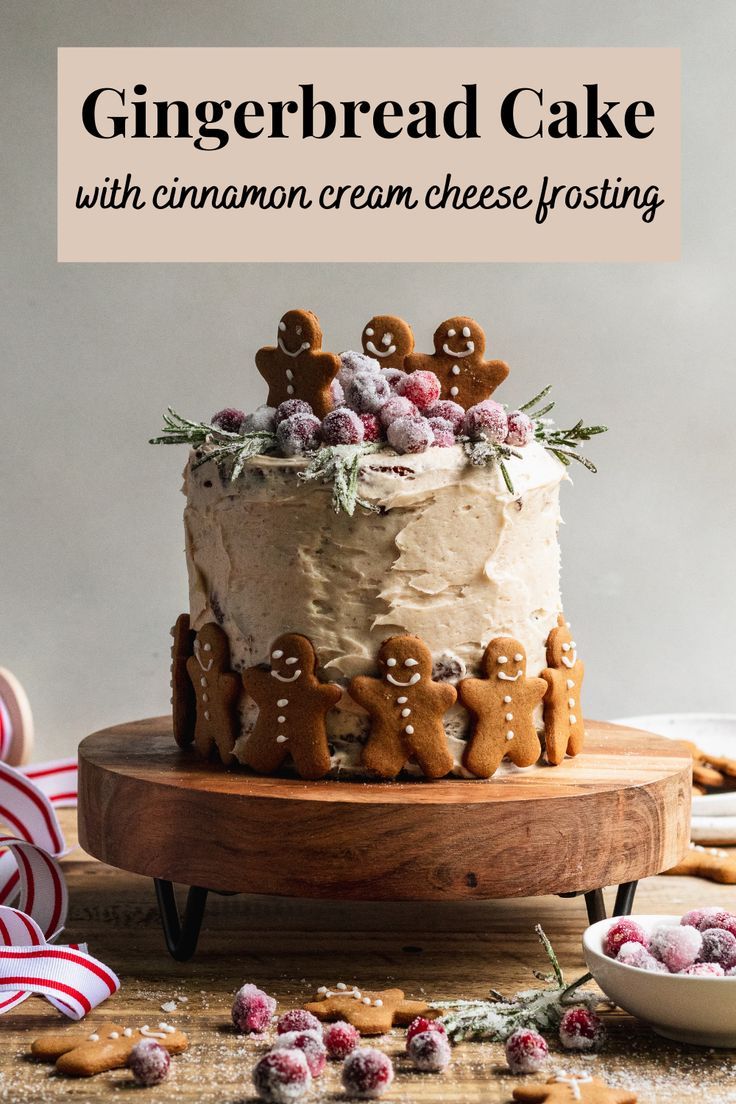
left=78, top=718, right=691, bottom=901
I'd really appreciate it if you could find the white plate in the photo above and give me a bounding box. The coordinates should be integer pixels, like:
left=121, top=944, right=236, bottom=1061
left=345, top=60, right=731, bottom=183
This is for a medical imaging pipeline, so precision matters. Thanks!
left=613, top=713, right=736, bottom=843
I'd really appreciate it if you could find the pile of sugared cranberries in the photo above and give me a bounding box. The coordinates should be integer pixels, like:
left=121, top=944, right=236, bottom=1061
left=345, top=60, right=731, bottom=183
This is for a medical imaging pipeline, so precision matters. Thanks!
left=234, top=350, right=540, bottom=459
left=602, top=910, right=736, bottom=976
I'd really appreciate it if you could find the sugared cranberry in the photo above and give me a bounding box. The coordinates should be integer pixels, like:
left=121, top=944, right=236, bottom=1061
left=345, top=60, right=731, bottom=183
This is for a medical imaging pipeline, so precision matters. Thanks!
left=680, top=962, right=725, bottom=976
left=276, top=413, right=321, bottom=457
left=558, top=1007, right=605, bottom=1052
left=699, top=928, right=736, bottom=971
left=650, top=924, right=702, bottom=972
left=407, top=1030, right=451, bottom=1072
left=504, top=1027, right=548, bottom=1074
left=341, top=1047, right=394, bottom=1099
left=428, top=416, right=455, bottom=447
left=398, top=370, right=441, bottom=411
left=211, top=407, right=246, bottom=434
left=616, top=941, right=668, bottom=973
left=275, top=399, right=313, bottom=425
left=252, top=1049, right=311, bottom=1103
left=405, top=1016, right=446, bottom=1049
left=343, top=370, right=391, bottom=414
left=358, top=412, right=382, bottom=442
left=321, top=408, right=365, bottom=446
left=324, top=1020, right=361, bottom=1059
left=231, top=983, right=277, bottom=1034
left=462, top=400, right=508, bottom=444
left=386, top=415, right=433, bottom=455
left=603, top=919, right=648, bottom=959
left=276, top=1009, right=323, bottom=1036
left=243, top=405, right=278, bottom=433
left=681, top=907, right=723, bottom=932
left=128, top=1039, right=170, bottom=1086
left=505, top=410, right=534, bottom=447
left=378, top=394, right=417, bottom=428
left=271, top=1030, right=327, bottom=1077
left=424, top=400, right=465, bottom=433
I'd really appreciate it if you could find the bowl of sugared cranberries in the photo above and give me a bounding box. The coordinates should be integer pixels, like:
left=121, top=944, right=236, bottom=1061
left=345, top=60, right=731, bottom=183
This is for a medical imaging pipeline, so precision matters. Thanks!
left=583, top=912, right=736, bottom=1047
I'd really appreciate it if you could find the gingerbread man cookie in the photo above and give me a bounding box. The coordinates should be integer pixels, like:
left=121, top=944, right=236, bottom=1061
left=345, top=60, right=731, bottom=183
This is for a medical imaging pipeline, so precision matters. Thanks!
left=513, top=1073, right=637, bottom=1104
left=350, top=635, right=455, bottom=780
left=458, top=638, right=546, bottom=779
left=304, top=984, right=436, bottom=1036
left=32, top=1022, right=188, bottom=1077
left=186, top=622, right=241, bottom=764
left=171, top=613, right=196, bottom=748
left=405, top=316, right=509, bottom=407
left=255, top=309, right=340, bottom=419
left=663, top=842, right=736, bottom=884
left=241, top=634, right=341, bottom=780
left=361, top=315, right=415, bottom=370
left=541, top=615, right=585, bottom=765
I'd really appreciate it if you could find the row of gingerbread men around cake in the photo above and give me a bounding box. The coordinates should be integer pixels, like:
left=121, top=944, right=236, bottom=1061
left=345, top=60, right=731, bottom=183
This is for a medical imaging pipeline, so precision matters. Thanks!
left=256, top=309, right=510, bottom=416
left=171, top=614, right=584, bottom=781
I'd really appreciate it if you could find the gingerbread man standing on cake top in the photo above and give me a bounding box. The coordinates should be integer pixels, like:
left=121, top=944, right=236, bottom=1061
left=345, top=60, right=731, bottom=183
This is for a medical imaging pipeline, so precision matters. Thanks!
left=540, top=614, right=585, bottom=765
left=255, top=309, right=340, bottom=419
left=405, top=316, right=509, bottom=407
left=361, top=315, right=415, bottom=370
left=185, top=622, right=241, bottom=764
left=170, top=613, right=196, bottom=748
left=350, top=635, right=455, bottom=780
left=458, top=638, right=547, bottom=779
left=241, top=634, right=341, bottom=780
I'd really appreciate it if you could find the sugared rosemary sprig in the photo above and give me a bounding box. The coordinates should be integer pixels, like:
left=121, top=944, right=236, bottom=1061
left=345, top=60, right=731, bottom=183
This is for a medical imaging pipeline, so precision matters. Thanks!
left=150, top=408, right=278, bottom=482
left=432, top=925, right=600, bottom=1043
left=300, top=443, right=383, bottom=516
left=461, top=439, right=523, bottom=493
left=521, top=386, right=608, bottom=473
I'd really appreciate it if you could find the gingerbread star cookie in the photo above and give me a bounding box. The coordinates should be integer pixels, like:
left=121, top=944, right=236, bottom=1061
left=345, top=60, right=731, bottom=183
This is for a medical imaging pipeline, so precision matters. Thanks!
left=255, top=309, right=340, bottom=419
left=304, top=984, right=436, bottom=1036
left=242, top=634, right=341, bottom=780
left=32, top=1022, right=188, bottom=1077
left=663, top=842, right=736, bottom=884
left=171, top=613, right=196, bottom=748
left=541, top=615, right=585, bottom=765
left=458, top=638, right=546, bottom=779
left=513, top=1073, right=637, bottom=1104
left=405, top=316, right=509, bottom=407
left=361, top=315, right=415, bottom=370
left=186, top=622, right=241, bottom=764
left=350, top=635, right=455, bottom=780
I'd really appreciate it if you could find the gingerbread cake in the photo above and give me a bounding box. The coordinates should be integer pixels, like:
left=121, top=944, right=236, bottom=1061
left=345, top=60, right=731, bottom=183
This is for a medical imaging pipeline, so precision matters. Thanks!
left=154, top=310, right=603, bottom=781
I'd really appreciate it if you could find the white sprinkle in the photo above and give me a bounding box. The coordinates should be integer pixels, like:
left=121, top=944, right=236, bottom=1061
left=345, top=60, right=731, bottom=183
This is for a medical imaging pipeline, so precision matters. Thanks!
left=200, top=677, right=207, bottom=687
left=276, top=735, right=287, bottom=743
left=88, top=1033, right=99, bottom=1042
left=374, top=999, right=383, bottom=1007
left=450, top=386, right=459, bottom=397
left=497, top=656, right=508, bottom=665
left=569, top=715, right=577, bottom=725
left=124, top=1028, right=133, bottom=1037
left=386, top=658, right=397, bottom=667
left=287, top=385, right=294, bottom=395
left=110, top=1031, right=119, bottom=1039
left=397, top=696, right=408, bottom=704
left=505, top=713, right=513, bottom=721
left=507, top=731, right=514, bottom=740
left=566, top=679, right=574, bottom=690
left=451, top=364, right=460, bottom=375
left=362, top=997, right=371, bottom=1005
left=337, top=982, right=347, bottom=990
left=272, top=649, right=284, bottom=659
left=278, top=715, right=286, bottom=723
left=277, top=699, right=288, bottom=707
left=401, top=708, right=411, bottom=717
left=405, top=725, right=414, bottom=735
left=204, top=710, right=210, bottom=721
left=568, top=699, right=575, bottom=708
left=318, top=986, right=327, bottom=994
left=503, top=695, right=512, bottom=703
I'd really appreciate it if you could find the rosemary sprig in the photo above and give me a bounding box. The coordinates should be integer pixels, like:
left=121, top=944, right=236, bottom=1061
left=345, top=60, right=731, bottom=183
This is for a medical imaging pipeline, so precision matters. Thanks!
left=300, top=443, right=383, bottom=516
left=150, top=408, right=278, bottom=482
left=432, top=925, right=599, bottom=1043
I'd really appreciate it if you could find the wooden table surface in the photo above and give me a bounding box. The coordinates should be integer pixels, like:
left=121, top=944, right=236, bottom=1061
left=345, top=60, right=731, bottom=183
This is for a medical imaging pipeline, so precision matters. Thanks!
left=2, top=809, right=735, bottom=1103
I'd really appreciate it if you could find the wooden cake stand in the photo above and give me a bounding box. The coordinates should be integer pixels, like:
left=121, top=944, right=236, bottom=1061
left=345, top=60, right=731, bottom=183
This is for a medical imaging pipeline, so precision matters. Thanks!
left=78, top=718, right=691, bottom=961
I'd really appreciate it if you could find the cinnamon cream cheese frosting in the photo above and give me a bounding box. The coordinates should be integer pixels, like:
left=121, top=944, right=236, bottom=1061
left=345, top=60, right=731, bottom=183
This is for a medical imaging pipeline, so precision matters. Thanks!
left=183, top=442, right=566, bottom=774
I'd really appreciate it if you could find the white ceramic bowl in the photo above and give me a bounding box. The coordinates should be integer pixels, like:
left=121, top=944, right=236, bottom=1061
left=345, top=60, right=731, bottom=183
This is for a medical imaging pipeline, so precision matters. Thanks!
left=583, top=914, right=736, bottom=1047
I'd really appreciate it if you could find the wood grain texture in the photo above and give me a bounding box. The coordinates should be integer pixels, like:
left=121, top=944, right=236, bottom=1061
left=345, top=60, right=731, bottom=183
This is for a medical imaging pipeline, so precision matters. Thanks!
left=78, top=718, right=691, bottom=899
left=2, top=810, right=735, bottom=1104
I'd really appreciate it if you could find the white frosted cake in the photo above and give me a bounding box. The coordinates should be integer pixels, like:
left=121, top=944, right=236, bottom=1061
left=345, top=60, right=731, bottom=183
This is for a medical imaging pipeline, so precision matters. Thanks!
left=157, top=310, right=601, bottom=781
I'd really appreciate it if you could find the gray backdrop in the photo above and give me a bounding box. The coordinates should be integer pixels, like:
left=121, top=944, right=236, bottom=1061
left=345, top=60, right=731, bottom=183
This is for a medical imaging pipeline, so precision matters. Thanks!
left=3, top=1, right=735, bottom=758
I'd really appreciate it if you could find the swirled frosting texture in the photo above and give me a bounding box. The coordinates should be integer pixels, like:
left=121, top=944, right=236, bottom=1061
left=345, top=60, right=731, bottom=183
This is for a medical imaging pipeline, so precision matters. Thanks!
left=183, top=443, right=565, bottom=773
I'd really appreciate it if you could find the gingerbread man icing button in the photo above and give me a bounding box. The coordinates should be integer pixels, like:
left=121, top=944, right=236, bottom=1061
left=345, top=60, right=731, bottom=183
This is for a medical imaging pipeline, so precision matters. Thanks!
left=361, top=315, right=415, bottom=370
left=242, top=634, right=341, bottom=780
left=541, top=615, right=586, bottom=766
left=255, top=309, right=340, bottom=419
left=185, top=622, right=241, bottom=765
left=405, top=316, right=509, bottom=407
left=350, top=635, right=455, bottom=780
left=459, top=638, right=546, bottom=779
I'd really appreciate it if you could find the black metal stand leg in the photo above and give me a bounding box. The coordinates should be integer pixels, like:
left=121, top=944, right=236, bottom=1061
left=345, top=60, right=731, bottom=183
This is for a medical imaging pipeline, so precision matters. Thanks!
left=562, top=880, right=638, bottom=926
left=154, top=879, right=209, bottom=962
left=612, top=880, right=638, bottom=917
left=584, top=888, right=607, bottom=925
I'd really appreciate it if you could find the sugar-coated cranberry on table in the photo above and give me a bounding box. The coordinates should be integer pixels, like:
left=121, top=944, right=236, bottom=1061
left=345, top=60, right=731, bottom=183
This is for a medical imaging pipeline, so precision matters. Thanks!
left=252, top=1049, right=311, bottom=1103
left=276, top=1009, right=323, bottom=1036
left=558, top=1006, right=606, bottom=1051
left=504, top=1027, right=548, bottom=1074
left=407, top=1029, right=452, bottom=1072
left=231, top=983, right=277, bottom=1034
left=271, top=1029, right=327, bottom=1077
left=127, top=1039, right=171, bottom=1086
left=341, top=1047, right=394, bottom=1099
left=405, top=1016, right=447, bottom=1048
left=323, top=1020, right=361, bottom=1059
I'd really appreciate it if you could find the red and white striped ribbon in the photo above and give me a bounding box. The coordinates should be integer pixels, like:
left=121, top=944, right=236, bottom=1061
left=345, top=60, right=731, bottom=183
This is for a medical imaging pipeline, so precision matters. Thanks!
left=0, top=750, right=119, bottom=1017
left=0, top=697, right=12, bottom=763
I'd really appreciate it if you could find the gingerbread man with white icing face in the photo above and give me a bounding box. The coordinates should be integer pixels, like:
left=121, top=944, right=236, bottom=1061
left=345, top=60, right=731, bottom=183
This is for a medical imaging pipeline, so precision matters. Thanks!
left=459, top=638, right=546, bottom=779
left=185, top=622, right=241, bottom=765
left=241, top=634, right=341, bottom=780
left=405, top=316, right=509, bottom=407
left=255, top=309, right=340, bottom=419
left=350, top=635, right=455, bottom=780
left=540, top=614, right=585, bottom=765
left=361, top=315, right=415, bottom=370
